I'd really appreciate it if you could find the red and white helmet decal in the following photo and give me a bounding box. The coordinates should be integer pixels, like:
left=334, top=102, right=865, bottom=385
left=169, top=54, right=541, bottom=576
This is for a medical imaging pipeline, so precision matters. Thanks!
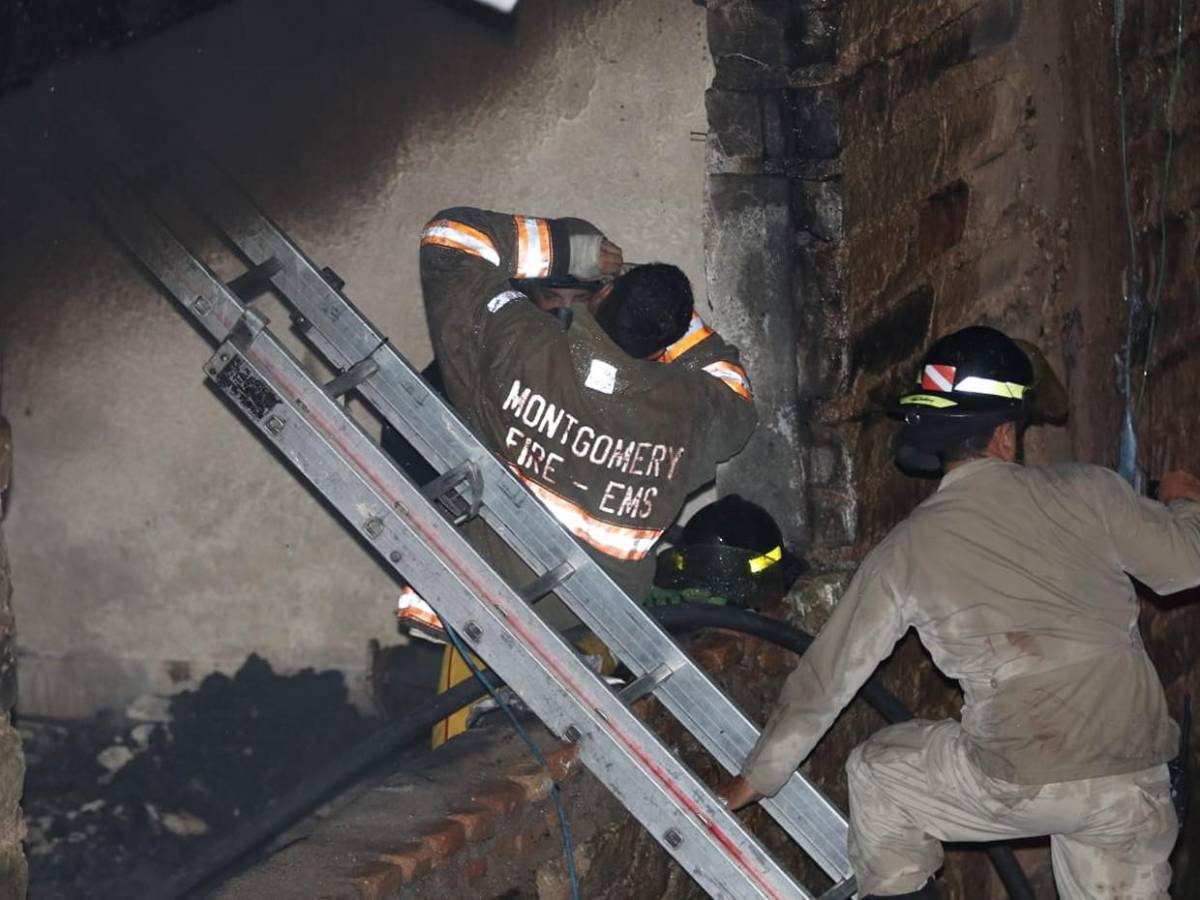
left=921, top=364, right=957, bottom=392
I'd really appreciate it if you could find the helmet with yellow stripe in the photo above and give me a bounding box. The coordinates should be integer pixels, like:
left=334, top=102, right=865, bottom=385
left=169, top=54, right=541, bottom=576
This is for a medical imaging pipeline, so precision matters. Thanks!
left=896, top=325, right=1034, bottom=416
left=893, top=326, right=1035, bottom=475
left=650, top=494, right=804, bottom=609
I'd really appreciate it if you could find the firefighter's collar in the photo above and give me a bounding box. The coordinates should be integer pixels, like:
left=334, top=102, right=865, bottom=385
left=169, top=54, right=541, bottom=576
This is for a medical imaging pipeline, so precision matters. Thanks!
left=937, top=456, right=1007, bottom=492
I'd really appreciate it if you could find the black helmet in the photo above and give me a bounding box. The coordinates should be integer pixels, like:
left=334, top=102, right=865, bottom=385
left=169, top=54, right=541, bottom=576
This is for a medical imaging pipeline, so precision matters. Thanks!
left=651, top=495, right=804, bottom=609
left=893, top=326, right=1034, bottom=475
left=895, top=325, right=1034, bottom=417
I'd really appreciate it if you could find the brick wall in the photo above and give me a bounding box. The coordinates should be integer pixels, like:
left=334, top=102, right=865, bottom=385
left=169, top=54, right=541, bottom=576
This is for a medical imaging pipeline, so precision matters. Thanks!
left=1119, top=0, right=1200, bottom=887
left=705, top=0, right=1200, bottom=895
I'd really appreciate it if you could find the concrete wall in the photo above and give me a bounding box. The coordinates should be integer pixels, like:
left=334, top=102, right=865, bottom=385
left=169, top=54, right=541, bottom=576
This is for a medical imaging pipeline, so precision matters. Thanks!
left=0, top=0, right=713, bottom=717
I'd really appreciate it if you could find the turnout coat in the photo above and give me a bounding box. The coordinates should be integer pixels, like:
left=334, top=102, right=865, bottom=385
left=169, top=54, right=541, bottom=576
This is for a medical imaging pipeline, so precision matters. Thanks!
left=420, top=207, right=756, bottom=606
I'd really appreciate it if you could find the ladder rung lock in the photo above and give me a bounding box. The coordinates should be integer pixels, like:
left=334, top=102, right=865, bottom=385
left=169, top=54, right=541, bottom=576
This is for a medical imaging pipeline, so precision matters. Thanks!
left=462, top=621, right=483, bottom=643
left=265, top=415, right=285, bottom=436
left=421, top=461, right=483, bottom=522
left=362, top=517, right=384, bottom=539
left=192, top=296, right=212, bottom=316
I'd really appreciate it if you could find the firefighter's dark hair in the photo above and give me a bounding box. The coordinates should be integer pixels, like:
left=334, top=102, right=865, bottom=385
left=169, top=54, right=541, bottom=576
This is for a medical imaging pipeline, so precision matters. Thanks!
left=939, top=420, right=1006, bottom=465
left=595, top=263, right=693, bottom=359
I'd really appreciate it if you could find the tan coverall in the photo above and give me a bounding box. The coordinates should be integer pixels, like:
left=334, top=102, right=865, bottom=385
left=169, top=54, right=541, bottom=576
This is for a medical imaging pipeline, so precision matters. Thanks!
left=743, top=459, right=1200, bottom=897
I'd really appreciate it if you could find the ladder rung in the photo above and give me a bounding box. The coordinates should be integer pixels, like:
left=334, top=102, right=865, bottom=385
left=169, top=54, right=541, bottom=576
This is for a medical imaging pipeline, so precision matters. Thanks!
left=619, top=661, right=677, bottom=705
left=322, top=357, right=379, bottom=399
left=519, top=560, right=575, bottom=604
left=226, top=257, right=282, bottom=301
left=818, top=878, right=857, bottom=900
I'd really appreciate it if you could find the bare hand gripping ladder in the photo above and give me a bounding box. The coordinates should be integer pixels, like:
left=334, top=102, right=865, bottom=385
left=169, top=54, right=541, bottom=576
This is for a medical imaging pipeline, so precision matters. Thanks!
left=92, top=153, right=857, bottom=900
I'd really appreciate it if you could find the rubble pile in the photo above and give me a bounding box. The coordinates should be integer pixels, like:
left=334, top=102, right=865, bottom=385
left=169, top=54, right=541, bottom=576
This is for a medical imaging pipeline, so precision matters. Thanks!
left=22, top=654, right=377, bottom=899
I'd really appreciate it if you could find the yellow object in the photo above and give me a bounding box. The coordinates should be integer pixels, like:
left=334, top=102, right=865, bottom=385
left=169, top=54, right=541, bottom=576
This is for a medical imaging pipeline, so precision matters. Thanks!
left=748, top=545, right=783, bottom=574
left=432, top=631, right=617, bottom=748
left=899, top=393, right=958, bottom=409
left=432, top=644, right=484, bottom=748
left=575, top=632, right=619, bottom=676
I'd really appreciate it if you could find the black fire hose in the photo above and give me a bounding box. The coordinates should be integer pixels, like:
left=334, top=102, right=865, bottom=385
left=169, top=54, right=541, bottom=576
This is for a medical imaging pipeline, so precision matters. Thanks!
left=150, top=604, right=1034, bottom=900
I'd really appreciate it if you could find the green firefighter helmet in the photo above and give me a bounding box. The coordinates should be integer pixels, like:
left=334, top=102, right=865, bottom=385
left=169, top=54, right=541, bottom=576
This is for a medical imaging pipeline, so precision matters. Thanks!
left=650, top=494, right=804, bottom=609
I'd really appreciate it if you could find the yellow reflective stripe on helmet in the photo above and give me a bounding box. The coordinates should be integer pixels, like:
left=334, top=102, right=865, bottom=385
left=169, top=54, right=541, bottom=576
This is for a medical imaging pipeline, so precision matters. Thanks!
left=900, top=394, right=958, bottom=409
left=953, top=376, right=1027, bottom=399
left=748, top=545, right=783, bottom=574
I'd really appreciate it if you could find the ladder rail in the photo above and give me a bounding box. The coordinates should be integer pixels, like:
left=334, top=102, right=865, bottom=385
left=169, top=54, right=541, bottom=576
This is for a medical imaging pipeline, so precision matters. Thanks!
left=170, top=156, right=854, bottom=880
left=89, top=166, right=818, bottom=900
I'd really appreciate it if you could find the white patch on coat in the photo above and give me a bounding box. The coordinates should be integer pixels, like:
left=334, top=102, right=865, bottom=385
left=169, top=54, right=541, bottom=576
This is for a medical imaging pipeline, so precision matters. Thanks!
left=584, top=359, right=617, bottom=394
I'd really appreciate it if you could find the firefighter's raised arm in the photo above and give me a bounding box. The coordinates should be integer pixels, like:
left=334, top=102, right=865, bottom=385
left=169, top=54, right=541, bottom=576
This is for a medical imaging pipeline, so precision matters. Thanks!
left=420, top=208, right=612, bottom=319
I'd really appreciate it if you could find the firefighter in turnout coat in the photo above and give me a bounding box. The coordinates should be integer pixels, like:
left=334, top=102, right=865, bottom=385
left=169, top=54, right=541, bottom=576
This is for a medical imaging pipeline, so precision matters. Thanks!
left=419, top=206, right=757, bottom=742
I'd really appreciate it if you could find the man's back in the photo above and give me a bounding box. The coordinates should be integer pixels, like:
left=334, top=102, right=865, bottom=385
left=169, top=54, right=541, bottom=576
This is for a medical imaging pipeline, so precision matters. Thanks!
left=741, top=457, right=1200, bottom=796
left=419, top=206, right=756, bottom=602
left=889, top=458, right=1197, bottom=782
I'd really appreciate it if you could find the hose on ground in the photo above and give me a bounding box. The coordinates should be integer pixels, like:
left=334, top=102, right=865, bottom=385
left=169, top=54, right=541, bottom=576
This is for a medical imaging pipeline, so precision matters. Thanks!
left=152, top=603, right=1034, bottom=900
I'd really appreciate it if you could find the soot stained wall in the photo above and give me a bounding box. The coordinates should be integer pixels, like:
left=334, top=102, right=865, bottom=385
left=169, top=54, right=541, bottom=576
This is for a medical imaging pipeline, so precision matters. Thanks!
left=0, top=0, right=712, bottom=717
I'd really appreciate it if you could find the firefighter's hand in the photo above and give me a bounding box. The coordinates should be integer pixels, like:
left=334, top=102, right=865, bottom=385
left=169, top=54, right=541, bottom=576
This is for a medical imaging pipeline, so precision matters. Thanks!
left=717, top=776, right=763, bottom=812
left=1158, top=470, right=1200, bottom=504
left=597, top=239, right=624, bottom=279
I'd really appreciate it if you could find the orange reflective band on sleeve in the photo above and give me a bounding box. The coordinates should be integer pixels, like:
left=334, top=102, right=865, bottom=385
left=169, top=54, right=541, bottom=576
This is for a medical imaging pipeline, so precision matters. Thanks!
left=702, top=360, right=753, bottom=401
left=656, top=312, right=714, bottom=363
left=513, top=470, right=663, bottom=561
left=421, top=219, right=501, bottom=266
left=396, top=586, right=443, bottom=632
left=514, top=215, right=553, bottom=278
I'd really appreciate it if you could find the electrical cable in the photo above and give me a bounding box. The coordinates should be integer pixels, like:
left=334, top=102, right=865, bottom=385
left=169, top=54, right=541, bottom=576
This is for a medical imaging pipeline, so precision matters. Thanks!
left=149, top=604, right=1036, bottom=899
left=1136, top=0, right=1188, bottom=416
left=1112, top=0, right=1189, bottom=485
left=440, top=620, right=581, bottom=900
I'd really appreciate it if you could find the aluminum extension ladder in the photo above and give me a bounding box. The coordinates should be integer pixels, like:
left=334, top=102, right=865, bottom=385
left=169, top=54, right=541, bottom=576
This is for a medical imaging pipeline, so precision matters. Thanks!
left=89, top=146, right=857, bottom=900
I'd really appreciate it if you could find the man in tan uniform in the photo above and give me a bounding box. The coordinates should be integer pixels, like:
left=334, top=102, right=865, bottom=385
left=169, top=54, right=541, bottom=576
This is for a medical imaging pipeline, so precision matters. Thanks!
left=720, top=326, right=1200, bottom=899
